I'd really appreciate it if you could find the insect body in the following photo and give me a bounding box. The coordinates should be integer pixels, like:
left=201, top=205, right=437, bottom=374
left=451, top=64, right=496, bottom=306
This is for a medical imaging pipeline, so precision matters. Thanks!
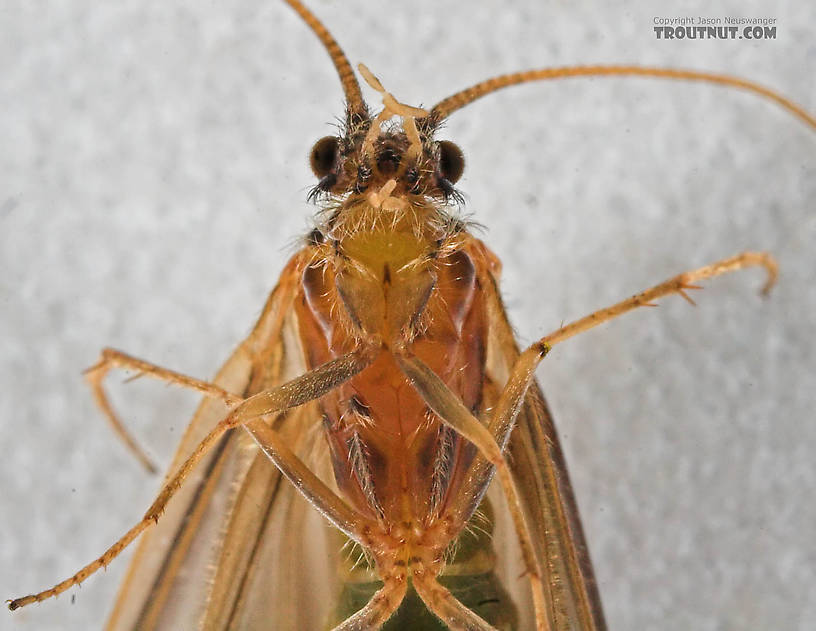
left=7, top=1, right=815, bottom=629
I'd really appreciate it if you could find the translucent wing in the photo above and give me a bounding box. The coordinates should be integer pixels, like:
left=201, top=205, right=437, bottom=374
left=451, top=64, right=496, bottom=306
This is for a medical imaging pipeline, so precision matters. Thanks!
left=105, top=255, right=337, bottom=630
left=478, top=242, right=607, bottom=631
left=197, top=403, right=337, bottom=631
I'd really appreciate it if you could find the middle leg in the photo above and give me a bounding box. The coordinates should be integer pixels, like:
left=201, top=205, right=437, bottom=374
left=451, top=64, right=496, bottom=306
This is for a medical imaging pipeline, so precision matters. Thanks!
left=8, top=347, right=377, bottom=611
left=329, top=571, right=408, bottom=631
left=397, top=251, right=776, bottom=630
left=413, top=573, right=499, bottom=631
left=396, top=352, right=550, bottom=630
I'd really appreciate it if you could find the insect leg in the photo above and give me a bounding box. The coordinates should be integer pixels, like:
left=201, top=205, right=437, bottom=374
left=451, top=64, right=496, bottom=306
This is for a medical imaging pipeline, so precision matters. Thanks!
left=243, top=417, right=368, bottom=539
left=84, top=347, right=245, bottom=473
left=484, top=250, right=779, bottom=446
left=7, top=346, right=377, bottom=611
left=539, top=251, right=777, bottom=348
left=413, top=573, right=499, bottom=631
left=328, top=571, right=408, bottom=631
left=395, top=353, right=550, bottom=631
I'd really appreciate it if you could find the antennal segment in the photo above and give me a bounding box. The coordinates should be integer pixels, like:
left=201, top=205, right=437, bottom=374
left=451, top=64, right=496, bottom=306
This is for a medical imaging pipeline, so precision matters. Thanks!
left=282, top=0, right=367, bottom=116
left=431, top=65, right=816, bottom=131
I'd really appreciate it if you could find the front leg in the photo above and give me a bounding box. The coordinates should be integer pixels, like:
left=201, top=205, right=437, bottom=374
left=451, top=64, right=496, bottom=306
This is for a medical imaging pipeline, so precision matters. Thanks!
left=84, top=347, right=245, bottom=472
left=397, top=250, right=776, bottom=631
left=491, top=251, right=777, bottom=440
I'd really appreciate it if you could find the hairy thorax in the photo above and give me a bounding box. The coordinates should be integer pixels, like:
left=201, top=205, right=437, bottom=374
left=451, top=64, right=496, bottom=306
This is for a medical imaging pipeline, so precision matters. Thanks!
left=294, top=198, right=488, bottom=547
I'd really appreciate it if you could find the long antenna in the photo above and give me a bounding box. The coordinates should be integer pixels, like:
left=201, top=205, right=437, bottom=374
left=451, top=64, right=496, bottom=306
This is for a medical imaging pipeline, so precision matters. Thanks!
left=282, top=0, right=367, bottom=116
left=431, top=65, right=816, bottom=130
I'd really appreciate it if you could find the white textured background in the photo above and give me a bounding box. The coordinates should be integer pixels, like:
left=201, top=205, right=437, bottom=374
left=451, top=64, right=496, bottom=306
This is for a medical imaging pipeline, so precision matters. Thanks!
left=2, top=1, right=814, bottom=629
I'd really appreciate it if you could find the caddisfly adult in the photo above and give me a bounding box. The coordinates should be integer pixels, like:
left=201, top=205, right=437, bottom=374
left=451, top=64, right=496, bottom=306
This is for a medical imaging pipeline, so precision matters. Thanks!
left=7, top=1, right=815, bottom=629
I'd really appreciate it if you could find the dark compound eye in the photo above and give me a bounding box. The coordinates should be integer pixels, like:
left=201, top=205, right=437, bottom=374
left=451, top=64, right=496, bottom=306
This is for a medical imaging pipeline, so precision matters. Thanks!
left=437, top=140, right=464, bottom=184
left=309, top=136, right=340, bottom=178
